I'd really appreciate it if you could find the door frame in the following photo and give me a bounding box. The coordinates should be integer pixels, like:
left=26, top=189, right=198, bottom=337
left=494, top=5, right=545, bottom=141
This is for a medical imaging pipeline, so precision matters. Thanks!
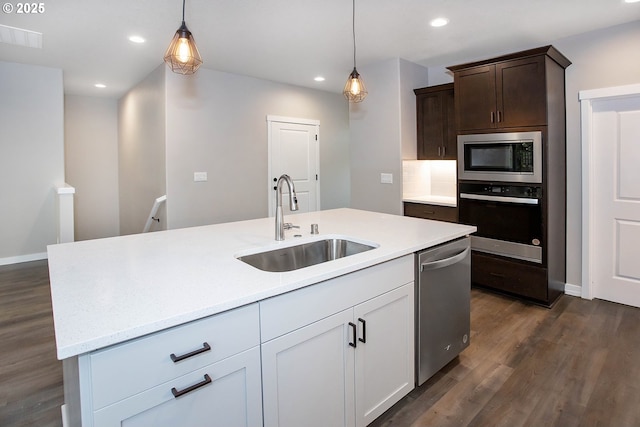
left=266, top=115, right=321, bottom=217
left=579, top=83, right=640, bottom=300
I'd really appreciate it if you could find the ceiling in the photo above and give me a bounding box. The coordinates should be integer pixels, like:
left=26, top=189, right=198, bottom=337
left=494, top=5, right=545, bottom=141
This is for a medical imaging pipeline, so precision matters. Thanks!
left=0, top=0, right=638, bottom=98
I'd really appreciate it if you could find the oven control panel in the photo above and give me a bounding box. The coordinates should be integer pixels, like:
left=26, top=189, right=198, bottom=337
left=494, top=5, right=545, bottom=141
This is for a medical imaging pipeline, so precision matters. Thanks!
left=459, top=183, right=542, bottom=199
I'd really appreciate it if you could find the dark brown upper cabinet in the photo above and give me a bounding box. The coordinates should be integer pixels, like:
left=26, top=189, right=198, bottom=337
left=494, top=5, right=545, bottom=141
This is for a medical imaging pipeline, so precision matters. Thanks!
left=414, top=83, right=456, bottom=160
left=448, top=46, right=571, bottom=132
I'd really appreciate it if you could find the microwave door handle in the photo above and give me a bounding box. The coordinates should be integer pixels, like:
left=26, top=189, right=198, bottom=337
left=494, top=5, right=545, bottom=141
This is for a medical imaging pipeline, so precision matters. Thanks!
left=459, top=193, right=539, bottom=205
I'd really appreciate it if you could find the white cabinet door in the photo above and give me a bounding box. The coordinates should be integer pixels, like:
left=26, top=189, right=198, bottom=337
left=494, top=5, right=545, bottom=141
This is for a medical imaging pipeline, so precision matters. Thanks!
left=354, top=283, right=415, bottom=427
left=261, top=309, right=356, bottom=427
left=93, top=347, right=262, bottom=427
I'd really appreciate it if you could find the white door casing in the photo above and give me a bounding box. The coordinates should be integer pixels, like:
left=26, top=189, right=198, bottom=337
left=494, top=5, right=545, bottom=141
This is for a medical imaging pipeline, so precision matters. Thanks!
left=267, top=116, right=320, bottom=217
left=580, top=84, right=640, bottom=307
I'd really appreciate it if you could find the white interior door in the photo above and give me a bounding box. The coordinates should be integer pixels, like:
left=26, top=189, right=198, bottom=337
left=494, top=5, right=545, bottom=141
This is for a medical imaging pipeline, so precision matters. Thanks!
left=589, top=93, right=640, bottom=307
left=268, top=116, right=320, bottom=217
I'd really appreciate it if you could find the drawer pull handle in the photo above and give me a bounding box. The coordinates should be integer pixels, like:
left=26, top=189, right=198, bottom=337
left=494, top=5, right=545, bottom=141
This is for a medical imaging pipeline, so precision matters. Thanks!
left=170, top=342, right=211, bottom=363
left=171, top=374, right=212, bottom=398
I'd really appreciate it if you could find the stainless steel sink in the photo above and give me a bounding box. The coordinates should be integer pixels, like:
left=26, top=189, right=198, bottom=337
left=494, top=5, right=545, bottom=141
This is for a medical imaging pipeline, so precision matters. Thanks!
left=237, top=238, right=377, bottom=272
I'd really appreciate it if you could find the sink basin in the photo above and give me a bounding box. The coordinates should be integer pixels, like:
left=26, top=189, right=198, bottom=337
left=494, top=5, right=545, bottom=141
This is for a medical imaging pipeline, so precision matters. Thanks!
left=237, top=238, right=377, bottom=272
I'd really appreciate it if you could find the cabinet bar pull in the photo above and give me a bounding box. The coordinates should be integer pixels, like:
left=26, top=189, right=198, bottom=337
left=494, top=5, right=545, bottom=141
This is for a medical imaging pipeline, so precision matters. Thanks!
left=437, top=146, right=441, bottom=157
left=171, top=374, right=212, bottom=398
left=497, top=110, right=502, bottom=123
left=170, top=342, right=211, bottom=363
left=358, top=318, right=366, bottom=343
left=442, top=146, right=446, bottom=157
left=490, top=111, right=495, bottom=123
left=348, top=322, right=357, bottom=348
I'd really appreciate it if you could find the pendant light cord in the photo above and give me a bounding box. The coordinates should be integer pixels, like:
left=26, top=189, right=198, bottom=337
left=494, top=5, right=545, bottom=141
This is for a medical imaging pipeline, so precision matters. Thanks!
left=182, top=0, right=186, bottom=23
left=352, top=0, right=357, bottom=68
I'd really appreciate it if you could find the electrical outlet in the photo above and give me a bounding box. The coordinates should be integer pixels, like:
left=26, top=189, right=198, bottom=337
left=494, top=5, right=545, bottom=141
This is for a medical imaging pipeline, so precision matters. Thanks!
left=380, top=173, right=393, bottom=184
left=194, top=172, right=208, bottom=182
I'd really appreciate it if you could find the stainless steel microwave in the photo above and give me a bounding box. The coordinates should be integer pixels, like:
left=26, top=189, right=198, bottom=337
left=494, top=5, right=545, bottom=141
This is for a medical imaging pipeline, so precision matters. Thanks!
left=457, top=131, right=542, bottom=183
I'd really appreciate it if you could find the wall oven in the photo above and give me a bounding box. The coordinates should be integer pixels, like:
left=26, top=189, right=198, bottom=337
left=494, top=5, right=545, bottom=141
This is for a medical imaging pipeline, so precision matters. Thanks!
left=458, top=183, right=543, bottom=264
left=458, top=131, right=542, bottom=183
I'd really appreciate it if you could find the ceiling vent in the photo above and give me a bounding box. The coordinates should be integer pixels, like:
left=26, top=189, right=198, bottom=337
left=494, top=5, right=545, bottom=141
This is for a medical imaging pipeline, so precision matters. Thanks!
left=0, top=24, right=42, bottom=48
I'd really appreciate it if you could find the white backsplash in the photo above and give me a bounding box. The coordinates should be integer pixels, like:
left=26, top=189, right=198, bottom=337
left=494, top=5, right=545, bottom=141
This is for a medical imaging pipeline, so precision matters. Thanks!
left=402, top=160, right=431, bottom=198
left=402, top=160, right=457, bottom=199
left=429, top=161, right=457, bottom=197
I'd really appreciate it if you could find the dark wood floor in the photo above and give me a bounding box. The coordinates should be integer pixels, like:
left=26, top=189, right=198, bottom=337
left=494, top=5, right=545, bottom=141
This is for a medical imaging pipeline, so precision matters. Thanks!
left=1, top=261, right=640, bottom=427
left=0, top=260, right=63, bottom=427
left=371, top=287, right=640, bottom=427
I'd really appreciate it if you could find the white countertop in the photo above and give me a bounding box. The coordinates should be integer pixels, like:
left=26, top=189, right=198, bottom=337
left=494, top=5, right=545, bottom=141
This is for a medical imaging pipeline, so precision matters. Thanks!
left=403, top=195, right=457, bottom=207
left=47, top=208, right=475, bottom=359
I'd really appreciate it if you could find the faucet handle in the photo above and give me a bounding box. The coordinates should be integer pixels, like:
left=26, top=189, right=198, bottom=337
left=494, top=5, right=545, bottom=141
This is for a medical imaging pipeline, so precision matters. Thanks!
left=284, top=223, right=299, bottom=230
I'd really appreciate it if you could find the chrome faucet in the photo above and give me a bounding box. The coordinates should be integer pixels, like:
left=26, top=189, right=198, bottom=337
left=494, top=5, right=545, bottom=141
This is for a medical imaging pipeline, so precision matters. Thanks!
left=275, top=174, right=299, bottom=241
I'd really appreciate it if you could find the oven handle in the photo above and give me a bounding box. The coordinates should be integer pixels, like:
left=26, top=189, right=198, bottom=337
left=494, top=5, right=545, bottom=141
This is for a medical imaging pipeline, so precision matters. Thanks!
left=459, top=193, right=539, bottom=205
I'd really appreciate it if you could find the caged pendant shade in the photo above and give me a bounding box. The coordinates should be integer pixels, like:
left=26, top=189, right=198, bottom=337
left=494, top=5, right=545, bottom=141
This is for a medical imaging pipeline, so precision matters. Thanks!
left=343, top=0, right=367, bottom=102
left=164, top=0, right=203, bottom=75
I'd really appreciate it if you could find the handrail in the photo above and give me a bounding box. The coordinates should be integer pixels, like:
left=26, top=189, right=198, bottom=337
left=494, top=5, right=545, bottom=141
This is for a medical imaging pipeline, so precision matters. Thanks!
left=143, top=195, right=167, bottom=233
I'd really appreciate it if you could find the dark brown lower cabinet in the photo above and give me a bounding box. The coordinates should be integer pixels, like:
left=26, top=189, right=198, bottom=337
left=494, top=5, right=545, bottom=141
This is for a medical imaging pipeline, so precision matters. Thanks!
left=471, top=251, right=562, bottom=306
left=404, top=202, right=458, bottom=223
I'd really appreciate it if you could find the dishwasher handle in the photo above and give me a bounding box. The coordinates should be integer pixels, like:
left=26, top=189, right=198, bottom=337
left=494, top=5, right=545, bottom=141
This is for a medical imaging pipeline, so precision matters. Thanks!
left=420, top=247, right=470, bottom=272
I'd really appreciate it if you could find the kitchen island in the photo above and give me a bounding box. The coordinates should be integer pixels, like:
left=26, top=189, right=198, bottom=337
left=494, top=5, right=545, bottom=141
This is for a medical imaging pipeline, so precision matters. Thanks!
left=48, top=208, right=475, bottom=427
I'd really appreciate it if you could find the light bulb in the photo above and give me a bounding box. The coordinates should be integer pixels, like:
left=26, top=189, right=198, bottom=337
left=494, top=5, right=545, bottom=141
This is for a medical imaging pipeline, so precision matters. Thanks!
left=177, top=38, right=191, bottom=63
left=349, top=78, right=361, bottom=95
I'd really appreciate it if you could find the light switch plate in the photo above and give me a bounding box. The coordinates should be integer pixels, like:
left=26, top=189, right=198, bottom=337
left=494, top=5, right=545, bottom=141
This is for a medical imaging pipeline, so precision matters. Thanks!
left=380, top=173, right=393, bottom=184
left=194, top=172, right=208, bottom=182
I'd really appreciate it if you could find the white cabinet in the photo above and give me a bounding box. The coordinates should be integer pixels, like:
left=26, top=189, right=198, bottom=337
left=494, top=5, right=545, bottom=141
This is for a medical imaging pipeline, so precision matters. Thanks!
left=354, top=285, right=415, bottom=426
left=93, top=347, right=262, bottom=427
left=262, top=309, right=356, bottom=427
left=260, top=255, right=415, bottom=427
left=70, top=303, right=263, bottom=427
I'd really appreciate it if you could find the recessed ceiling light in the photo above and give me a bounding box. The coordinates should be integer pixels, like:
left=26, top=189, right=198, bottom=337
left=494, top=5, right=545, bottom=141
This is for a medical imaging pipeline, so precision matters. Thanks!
left=128, top=35, right=145, bottom=43
left=314, top=76, right=326, bottom=82
left=430, top=17, right=449, bottom=27
left=624, top=0, right=639, bottom=3
left=94, top=83, right=106, bottom=89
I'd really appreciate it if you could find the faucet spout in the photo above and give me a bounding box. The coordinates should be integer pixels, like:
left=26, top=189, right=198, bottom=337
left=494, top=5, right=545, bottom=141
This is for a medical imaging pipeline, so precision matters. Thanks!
left=275, top=174, right=299, bottom=241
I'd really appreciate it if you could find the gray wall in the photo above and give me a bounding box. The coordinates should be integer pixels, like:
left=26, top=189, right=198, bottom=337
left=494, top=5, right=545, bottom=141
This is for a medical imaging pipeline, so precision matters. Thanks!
left=349, top=58, right=429, bottom=215
left=118, top=65, right=167, bottom=235
left=0, top=61, right=64, bottom=264
left=64, top=96, right=120, bottom=241
left=427, top=21, right=640, bottom=290
left=163, top=67, right=350, bottom=229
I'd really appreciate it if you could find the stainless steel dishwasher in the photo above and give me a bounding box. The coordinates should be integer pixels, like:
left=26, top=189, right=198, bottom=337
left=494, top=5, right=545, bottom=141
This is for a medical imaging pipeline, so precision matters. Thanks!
left=415, top=236, right=471, bottom=386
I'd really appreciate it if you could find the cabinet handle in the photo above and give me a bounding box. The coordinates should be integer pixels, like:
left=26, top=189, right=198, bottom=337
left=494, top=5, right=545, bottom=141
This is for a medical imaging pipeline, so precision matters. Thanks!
left=442, top=146, right=446, bottom=157
left=437, top=146, right=441, bottom=157
left=348, top=322, right=357, bottom=348
left=170, top=342, right=211, bottom=363
left=423, top=210, right=436, bottom=215
left=358, top=318, right=366, bottom=343
left=497, top=110, right=502, bottom=123
left=171, top=374, right=212, bottom=398
left=490, top=111, right=495, bottom=123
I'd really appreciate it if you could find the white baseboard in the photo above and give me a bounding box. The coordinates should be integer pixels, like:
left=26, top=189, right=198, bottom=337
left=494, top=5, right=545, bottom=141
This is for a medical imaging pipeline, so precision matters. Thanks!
left=564, top=282, right=582, bottom=298
left=0, top=252, right=47, bottom=266
left=61, top=404, right=68, bottom=427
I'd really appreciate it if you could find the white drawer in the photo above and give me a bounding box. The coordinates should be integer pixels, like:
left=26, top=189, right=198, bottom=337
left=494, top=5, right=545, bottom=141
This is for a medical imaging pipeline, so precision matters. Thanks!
left=89, top=303, right=259, bottom=410
left=92, top=347, right=263, bottom=427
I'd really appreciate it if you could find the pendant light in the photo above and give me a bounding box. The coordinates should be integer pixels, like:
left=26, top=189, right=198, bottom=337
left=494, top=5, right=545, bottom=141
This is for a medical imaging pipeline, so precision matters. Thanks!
left=164, top=0, right=203, bottom=75
left=343, top=0, right=367, bottom=102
